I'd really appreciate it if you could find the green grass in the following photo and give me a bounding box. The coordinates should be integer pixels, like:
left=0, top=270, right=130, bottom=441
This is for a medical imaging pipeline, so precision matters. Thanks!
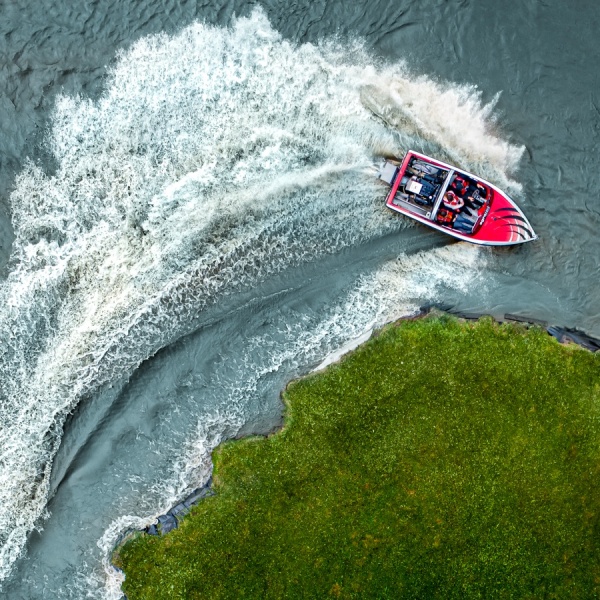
left=115, top=315, right=600, bottom=599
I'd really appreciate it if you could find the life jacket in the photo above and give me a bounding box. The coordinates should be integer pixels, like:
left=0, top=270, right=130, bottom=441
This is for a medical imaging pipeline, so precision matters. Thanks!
left=443, top=191, right=463, bottom=209
left=436, top=209, right=455, bottom=224
left=451, top=176, right=468, bottom=195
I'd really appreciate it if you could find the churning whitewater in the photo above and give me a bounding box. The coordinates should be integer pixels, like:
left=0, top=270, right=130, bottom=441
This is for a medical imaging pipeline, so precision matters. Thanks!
left=0, top=9, right=523, bottom=587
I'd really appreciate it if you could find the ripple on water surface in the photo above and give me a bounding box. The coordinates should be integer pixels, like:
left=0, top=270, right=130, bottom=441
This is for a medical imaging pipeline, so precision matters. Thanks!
left=0, top=9, right=522, bottom=596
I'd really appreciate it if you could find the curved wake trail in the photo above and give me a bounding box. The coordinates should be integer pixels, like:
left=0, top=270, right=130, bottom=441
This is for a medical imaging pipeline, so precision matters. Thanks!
left=0, top=9, right=522, bottom=584
left=96, top=243, right=487, bottom=600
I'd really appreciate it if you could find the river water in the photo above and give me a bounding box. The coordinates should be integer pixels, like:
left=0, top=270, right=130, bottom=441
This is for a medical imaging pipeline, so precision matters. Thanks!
left=0, top=1, right=598, bottom=598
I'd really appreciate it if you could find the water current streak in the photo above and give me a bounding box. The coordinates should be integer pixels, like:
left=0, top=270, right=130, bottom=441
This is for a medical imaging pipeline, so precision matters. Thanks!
left=0, top=8, right=522, bottom=584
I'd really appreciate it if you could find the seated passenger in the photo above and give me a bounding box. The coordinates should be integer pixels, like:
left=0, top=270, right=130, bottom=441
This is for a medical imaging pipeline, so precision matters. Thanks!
left=449, top=177, right=485, bottom=213
left=442, top=191, right=464, bottom=211
left=466, top=182, right=486, bottom=200
left=452, top=176, right=487, bottom=205
left=450, top=175, right=469, bottom=196
left=437, top=207, right=475, bottom=234
left=452, top=212, right=477, bottom=234
left=436, top=208, right=455, bottom=226
left=475, top=182, right=488, bottom=199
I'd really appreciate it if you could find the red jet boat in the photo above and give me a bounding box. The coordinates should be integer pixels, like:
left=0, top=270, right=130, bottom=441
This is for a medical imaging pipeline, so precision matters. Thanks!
left=378, top=150, right=536, bottom=245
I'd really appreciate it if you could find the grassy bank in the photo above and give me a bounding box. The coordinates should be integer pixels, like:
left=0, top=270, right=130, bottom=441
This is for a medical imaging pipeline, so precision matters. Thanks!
left=115, top=315, right=600, bottom=599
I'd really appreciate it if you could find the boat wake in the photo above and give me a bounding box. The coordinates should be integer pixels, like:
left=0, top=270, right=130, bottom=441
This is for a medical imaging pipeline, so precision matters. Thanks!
left=96, top=242, right=488, bottom=600
left=0, top=8, right=520, bottom=589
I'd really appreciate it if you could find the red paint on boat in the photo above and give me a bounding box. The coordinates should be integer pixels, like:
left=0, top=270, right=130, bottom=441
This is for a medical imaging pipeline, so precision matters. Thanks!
left=381, top=150, right=536, bottom=246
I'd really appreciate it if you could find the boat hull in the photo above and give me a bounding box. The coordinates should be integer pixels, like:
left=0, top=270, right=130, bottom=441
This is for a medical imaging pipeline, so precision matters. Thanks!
left=381, top=151, right=536, bottom=246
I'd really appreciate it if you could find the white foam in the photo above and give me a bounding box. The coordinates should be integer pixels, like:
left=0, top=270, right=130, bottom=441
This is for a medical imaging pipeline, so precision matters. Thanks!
left=97, top=242, right=488, bottom=598
left=0, top=7, right=516, bottom=588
